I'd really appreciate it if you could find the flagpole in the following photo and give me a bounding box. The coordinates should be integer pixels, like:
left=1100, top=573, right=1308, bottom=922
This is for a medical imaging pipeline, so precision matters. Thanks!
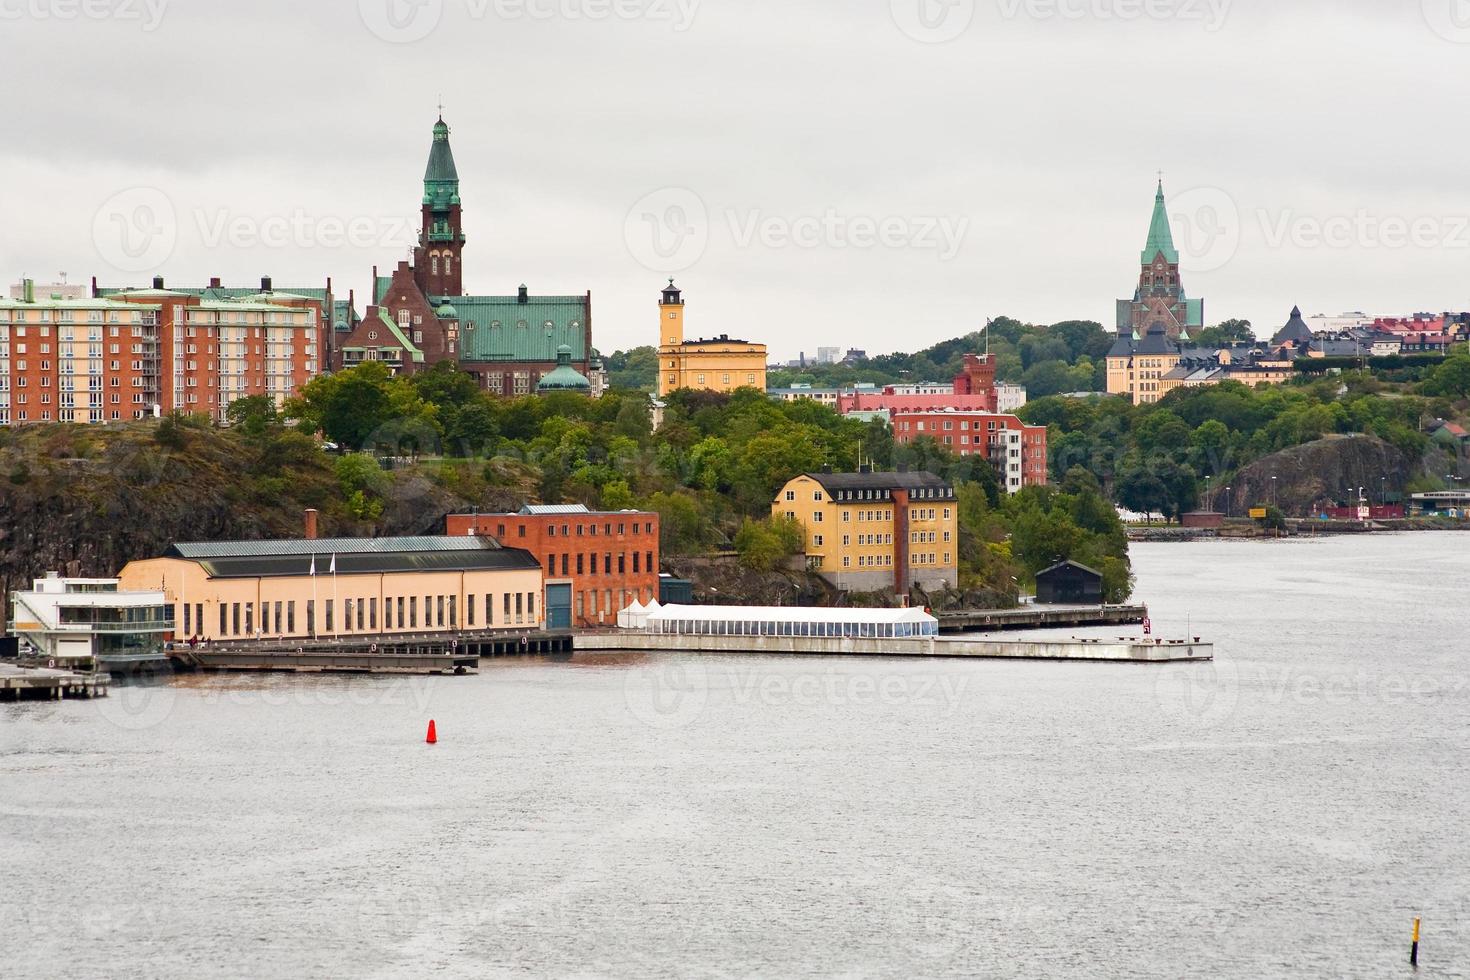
left=310, top=554, right=317, bottom=639
left=332, top=554, right=339, bottom=639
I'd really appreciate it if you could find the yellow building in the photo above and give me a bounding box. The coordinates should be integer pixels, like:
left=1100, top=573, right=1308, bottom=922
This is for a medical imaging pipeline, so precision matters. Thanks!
left=773, top=470, right=958, bottom=595
left=118, top=535, right=544, bottom=642
left=656, top=280, right=766, bottom=397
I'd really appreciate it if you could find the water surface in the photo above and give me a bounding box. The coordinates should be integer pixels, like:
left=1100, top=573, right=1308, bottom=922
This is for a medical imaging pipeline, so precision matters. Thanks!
left=3, top=534, right=1467, bottom=978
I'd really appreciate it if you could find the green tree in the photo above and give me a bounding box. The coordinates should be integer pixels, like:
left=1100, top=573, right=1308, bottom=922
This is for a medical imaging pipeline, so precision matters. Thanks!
left=734, top=516, right=805, bottom=572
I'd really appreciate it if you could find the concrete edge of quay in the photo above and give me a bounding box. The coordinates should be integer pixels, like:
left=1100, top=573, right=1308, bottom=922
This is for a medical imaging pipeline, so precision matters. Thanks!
left=574, top=632, right=1212, bottom=664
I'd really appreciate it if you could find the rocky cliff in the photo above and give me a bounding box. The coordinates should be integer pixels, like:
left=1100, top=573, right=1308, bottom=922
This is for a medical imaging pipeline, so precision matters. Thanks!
left=1218, top=434, right=1417, bottom=515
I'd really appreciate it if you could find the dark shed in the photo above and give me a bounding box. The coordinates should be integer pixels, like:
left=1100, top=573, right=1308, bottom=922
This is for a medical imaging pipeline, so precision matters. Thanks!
left=1034, top=560, right=1104, bottom=605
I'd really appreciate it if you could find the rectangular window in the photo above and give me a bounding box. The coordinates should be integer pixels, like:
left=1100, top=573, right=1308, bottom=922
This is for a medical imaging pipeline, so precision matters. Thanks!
left=527, top=593, right=535, bottom=620
left=288, top=601, right=296, bottom=634
left=448, top=596, right=457, bottom=629
left=232, top=603, right=241, bottom=636
left=467, top=595, right=475, bottom=627
left=325, top=600, right=334, bottom=633
left=357, top=599, right=365, bottom=632
left=410, top=596, right=418, bottom=629
left=486, top=594, right=493, bottom=626
left=183, top=603, right=191, bottom=635
left=220, top=605, right=228, bottom=636
left=514, top=593, right=523, bottom=624
left=504, top=594, right=511, bottom=623
left=437, top=595, right=445, bottom=627
left=307, top=601, right=315, bottom=635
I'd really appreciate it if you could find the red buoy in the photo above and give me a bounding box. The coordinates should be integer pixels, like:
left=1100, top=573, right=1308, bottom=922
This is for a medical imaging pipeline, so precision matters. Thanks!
left=426, top=720, right=438, bottom=744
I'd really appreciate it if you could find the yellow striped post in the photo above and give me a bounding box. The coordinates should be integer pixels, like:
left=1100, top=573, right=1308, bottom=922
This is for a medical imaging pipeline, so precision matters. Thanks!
left=1411, top=917, right=1420, bottom=967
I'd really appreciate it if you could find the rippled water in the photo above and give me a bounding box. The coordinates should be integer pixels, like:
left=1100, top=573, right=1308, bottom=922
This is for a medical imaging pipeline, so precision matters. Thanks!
left=3, top=534, right=1468, bottom=979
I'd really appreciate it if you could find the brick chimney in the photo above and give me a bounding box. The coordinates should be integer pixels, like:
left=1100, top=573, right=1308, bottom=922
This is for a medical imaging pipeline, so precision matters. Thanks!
left=304, top=509, right=319, bottom=541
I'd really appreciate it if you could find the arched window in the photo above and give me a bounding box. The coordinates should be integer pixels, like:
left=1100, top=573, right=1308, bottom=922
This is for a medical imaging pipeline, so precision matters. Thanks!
left=431, top=255, right=439, bottom=275
left=444, top=256, right=452, bottom=276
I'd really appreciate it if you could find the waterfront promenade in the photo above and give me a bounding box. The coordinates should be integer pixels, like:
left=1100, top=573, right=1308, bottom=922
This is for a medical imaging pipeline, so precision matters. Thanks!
left=576, top=631, right=1211, bottom=663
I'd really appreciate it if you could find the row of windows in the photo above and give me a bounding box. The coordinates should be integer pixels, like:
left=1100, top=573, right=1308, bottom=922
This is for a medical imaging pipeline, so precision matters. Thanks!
left=542, top=521, right=654, bottom=539
left=543, top=551, right=655, bottom=578
left=182, top=590, right=539, bottom=639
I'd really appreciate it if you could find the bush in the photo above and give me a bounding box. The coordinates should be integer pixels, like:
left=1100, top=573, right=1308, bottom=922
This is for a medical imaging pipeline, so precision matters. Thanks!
left=734, top=516, right=805, bottom=572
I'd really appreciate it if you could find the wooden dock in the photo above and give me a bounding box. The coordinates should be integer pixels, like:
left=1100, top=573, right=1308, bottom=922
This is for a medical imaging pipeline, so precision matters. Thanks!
left=172, top=629, right=574, bottom=674
left=575, top=632, right=1211, bottom=663
left=937, top=604, right=1147, bottom=633
left=0, top=664, right=110, bottom=701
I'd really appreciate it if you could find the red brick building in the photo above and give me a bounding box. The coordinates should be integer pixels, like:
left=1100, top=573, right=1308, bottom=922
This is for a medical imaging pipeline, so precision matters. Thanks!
left=1, top=276, right=322, bottom=425
left=892, top=410, right=1048, bottom=493
left=332, top=116, right=595, bottom=394
left=446, top=505, right=659, bottom=628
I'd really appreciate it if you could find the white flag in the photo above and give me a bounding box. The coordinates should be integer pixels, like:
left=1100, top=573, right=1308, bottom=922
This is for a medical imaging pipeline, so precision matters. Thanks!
left=329, top=554, right=337, bottom=575
left=309, top=555, right=317, bottom=576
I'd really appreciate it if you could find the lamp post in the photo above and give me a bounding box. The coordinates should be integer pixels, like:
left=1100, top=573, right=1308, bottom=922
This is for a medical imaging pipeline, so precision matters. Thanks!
left=1224, top=486, right=1231, bottom=518
left=1271, top=476, right=1278, bottom=509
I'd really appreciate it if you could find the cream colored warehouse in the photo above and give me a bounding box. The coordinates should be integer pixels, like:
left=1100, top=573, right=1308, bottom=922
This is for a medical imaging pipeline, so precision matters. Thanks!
left=119, top=536, right=544, bottom=642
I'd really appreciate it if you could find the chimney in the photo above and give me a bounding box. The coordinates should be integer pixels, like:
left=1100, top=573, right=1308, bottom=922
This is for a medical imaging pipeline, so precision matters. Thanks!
left=896, top=463, right=909, bottom=474
left=261, top=276, right=272, bottom=293
left=209, top=276, right=222, bottom=288
left=90, top=275, right=99, bottom=298
left=859, top=464, right=873, bottom=475
left=304, top=509, right=319, bottom=541
left=518, top=284, right=529, bottom=304
left=152, top=276, right=165, bottom=290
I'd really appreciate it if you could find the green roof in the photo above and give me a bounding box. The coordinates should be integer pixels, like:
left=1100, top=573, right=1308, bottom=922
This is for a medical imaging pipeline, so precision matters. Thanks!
left=537, top=345, right=592, bottom=392
left=423, top=116, right=461, bottom=209
left=453, top=296, right=590, bottom=363
left=1141, top=180, right=1180, bottom=265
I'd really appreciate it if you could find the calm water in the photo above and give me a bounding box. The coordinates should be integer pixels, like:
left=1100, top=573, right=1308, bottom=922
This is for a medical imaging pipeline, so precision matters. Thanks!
left=3, top=534, right=1468, bottom=979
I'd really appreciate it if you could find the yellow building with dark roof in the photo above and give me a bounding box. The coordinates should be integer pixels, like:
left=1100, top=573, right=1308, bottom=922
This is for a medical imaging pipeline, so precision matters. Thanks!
left=655, top=281, right=766, bottom=397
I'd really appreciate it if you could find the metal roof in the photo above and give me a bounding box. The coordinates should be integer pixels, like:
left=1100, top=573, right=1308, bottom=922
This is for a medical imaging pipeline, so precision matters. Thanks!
left=647, top=605, right=937, bottom=625
left=168, top=536, right=501, bottom=559
left=521, top=504, right=592, bottom=516
left=191, top=548, right=540, bottom=580
left=804, top=471, right=953, bottom=494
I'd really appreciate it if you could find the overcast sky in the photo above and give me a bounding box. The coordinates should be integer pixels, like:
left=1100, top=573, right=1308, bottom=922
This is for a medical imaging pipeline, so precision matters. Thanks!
left=2, top=0, right=1468, bottom=358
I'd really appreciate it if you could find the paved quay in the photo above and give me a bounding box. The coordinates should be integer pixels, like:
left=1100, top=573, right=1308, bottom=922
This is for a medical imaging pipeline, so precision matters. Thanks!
left=575, top=632, right=1211, bottom=663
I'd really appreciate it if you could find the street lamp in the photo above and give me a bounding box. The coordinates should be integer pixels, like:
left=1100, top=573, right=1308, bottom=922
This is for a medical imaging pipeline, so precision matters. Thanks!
left=1223, top=486, right=1231, bottom=518
left=1271, top=476, right=1278, bottom=509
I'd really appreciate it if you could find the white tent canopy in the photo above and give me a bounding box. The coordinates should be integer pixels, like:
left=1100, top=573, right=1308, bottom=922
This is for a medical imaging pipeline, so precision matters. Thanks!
left=617, top=599, right=647, bottom=629
left=642, top=604, right=938, bottom=639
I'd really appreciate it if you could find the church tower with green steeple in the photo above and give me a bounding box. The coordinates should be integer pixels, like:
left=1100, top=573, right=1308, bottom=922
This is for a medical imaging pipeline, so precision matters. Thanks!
left=415, top=114, right=465, bottom=298
left=1116, top=179, right=1204, bottom=341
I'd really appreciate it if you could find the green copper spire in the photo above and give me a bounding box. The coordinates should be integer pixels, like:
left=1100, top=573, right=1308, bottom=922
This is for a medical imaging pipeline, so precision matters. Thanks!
left=1140, top=179, right=1179, bottom=265
left=423, top=115, right=460, bottom=209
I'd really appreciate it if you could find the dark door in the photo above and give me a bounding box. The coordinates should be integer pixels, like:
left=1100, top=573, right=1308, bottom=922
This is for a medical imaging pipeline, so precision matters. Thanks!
left=546, top=584, right=572, bottom=630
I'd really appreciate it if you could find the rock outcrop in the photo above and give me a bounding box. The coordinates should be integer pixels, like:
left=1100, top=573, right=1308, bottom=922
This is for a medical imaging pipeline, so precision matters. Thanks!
left=1219, top=434, right=1416, bottom=515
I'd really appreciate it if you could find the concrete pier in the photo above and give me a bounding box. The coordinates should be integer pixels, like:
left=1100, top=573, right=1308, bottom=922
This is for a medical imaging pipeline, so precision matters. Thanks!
left=574, top=632, right=1212, bottom=663
left=0, top=664, right=110, bottom=701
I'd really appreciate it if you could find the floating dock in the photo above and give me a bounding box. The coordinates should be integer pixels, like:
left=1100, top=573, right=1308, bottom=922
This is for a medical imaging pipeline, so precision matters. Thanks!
left=574, top=632, right=1211, bottom=663
left=0, top=664, right=110, bottom=701
left=937, top=604, right=1147, bottom=634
